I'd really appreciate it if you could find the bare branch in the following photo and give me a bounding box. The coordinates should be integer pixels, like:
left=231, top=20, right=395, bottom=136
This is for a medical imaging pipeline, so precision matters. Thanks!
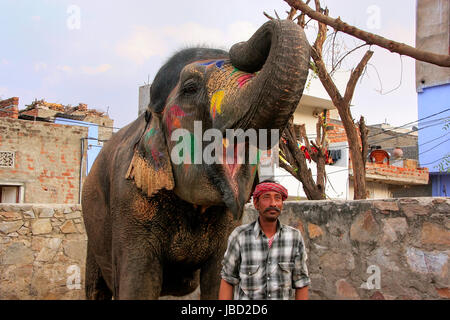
left=284, top=0, right=450, bottom=67
left=287, top=7, right=297, bottom=20
left=343, top=50, right=374, bottom=105
left=330, top=43, right=370, bottom=75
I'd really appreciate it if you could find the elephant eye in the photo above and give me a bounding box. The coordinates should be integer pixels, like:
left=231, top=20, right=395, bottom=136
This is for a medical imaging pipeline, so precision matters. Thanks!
left=181, top=78, right=198, bottom=95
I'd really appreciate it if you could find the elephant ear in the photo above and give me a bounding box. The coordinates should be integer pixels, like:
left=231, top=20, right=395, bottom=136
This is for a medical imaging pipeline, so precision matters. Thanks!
left=125, top=112, right=175, bottom=197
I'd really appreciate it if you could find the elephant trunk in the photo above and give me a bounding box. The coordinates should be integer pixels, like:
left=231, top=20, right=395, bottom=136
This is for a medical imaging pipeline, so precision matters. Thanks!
left=228, top=19, right=310, bottom=136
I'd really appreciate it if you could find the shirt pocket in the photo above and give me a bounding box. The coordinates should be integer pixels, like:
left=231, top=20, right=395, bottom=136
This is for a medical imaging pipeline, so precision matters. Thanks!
left=239, top=264, right=261, bottom=297
left=278, top=262, right=295, bottom=288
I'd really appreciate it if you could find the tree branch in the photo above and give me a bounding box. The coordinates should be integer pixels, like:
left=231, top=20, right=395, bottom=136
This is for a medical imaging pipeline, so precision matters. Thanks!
left=284, top=0, right=450, bottom=67
left=343, top=50, right=374, bottom=104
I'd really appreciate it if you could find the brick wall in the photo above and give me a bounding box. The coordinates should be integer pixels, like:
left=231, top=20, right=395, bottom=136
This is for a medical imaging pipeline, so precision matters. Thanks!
left=0, top=98, right=19, bottom=119
left=0, top=117, right=88, bottom=203
left=0, top=198, right=448, bottom=300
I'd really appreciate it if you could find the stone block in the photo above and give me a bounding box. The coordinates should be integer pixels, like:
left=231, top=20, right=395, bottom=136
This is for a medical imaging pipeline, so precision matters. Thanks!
left=308, top=223, right=324, bottom=239
left=350, top=211, right=380, bottom=243
left=60, top=220, right=77, bottom=234
left=436, top=287, right=450, bottom=299
left=382, top=217, right=408, bottom=242
left=421, top=223, right=450, bottom=246
left=0, top=221, right=24, bottom=235
left=64, top=211, right=81, bottom=220
left=367, top=248, right=400, bottom=272
left=63, top=240, right=86, bottom=260
left=31, top=219, right=53, bottom=235
left=23, top=211, right=35, bottom=219
left=37, top=207, right=55, bottom=218
left=401, top=203, right=429, bottom=218
left=0, top=242, right=34, bottom=265
left=374, top=201, right=399, bottom=213
left=370, top=291, right=385, bottom=300
left=0, top=211, right=22, bottom=221
left=319, top=251, right=355, bottom=271
left=405, top=247, right=448, bottom=276
left=336, top=279, right=360, bottom=299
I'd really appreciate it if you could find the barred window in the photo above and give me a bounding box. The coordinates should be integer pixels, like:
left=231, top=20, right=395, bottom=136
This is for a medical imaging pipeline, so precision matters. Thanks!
left=0, top=151, right=15, bottom=168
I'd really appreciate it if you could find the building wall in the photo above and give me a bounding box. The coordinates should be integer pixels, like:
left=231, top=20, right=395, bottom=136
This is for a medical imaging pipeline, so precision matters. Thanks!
left=417, top=83, right=450, bottom=172
left=349, top=180, right=392, bottom=199
left=1, top=198, right=448, bottom=300
left=431, top=173, right=450, bottom=196
left=0, top=98, right=18, bottom=119
left=416, top=0, right=450, bottom=91
left=0, top=117, right=88, bottom=204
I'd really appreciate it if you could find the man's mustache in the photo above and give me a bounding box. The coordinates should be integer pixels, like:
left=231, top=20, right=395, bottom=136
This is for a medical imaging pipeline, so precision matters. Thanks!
left=263, top=207, right=281, bottom=214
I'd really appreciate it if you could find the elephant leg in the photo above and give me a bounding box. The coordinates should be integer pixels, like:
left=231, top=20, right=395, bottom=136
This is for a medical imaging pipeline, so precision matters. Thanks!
left=85, top=241, right=112, bottom=300
left=199, top=252, right=223, bottom=300
left=113, top=239, right=163, bottom=300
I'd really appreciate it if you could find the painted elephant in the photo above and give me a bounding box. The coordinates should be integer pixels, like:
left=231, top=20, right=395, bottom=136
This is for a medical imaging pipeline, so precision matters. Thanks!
left=81, top=19, right=310, bottom=300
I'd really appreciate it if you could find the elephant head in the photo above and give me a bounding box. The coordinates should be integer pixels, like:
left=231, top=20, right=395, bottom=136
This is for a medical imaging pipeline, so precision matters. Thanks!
left=126, top=19, right=310, bottom=219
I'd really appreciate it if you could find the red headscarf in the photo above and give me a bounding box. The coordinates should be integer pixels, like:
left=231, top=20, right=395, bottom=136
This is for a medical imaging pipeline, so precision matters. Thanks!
left=253, top=182, right=288, bottom=201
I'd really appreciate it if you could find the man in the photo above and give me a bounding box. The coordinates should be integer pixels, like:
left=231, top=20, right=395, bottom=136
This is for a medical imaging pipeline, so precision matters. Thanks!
left=219, top=180, right=310, bottom=300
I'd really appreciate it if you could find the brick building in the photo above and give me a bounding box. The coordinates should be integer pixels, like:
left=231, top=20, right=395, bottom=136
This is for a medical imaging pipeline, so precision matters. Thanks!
left=0, top=97, right=114, bottom=204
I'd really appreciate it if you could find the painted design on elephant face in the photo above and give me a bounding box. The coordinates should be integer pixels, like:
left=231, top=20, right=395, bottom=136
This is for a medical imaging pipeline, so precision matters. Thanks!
left=200, top=60, right=225, bottom=71
left=143, top=128, right=157, bottom=153
left=151, top=147, right=164, bottom=171
left=237, top=74, right=255, bottom=88
left=210, top=91, right=225, bottom=119
left=166, top=105, right=186, bottom=134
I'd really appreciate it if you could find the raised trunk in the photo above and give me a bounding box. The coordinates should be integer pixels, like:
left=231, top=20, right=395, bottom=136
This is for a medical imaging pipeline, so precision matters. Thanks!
left=227, top=20, right=310, bottom=136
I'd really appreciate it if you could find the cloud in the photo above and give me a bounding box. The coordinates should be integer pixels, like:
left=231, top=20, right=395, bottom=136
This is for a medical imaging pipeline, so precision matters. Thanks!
left=162, top=21, right=258, bottom=49
left=116, top=21, right=258, bottom=64
left=31, top=16, right=41, bottom=22
left=81, top=64, right=112, bottom=75
left=57, top=65, right=73, bottom=73
left=1, top=59, right=9, bottom=66
left=0, top=87, right=8, bottom=98
left=34, top=62, right=48, bottom=72
left=116, top=26, right=168, bottom=64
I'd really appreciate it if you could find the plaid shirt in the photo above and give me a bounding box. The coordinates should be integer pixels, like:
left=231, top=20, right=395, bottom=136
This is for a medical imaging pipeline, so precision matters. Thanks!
left=221, top=219, right=310, bottom=300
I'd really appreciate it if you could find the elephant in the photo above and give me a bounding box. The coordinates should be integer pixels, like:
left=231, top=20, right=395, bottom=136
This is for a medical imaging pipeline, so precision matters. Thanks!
left=81, top=19, right=310, bottom=300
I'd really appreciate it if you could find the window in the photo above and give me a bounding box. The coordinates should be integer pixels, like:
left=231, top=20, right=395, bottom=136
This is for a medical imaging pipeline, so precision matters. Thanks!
left=0, top=185, right=21, bottom=203
left=0, top=151, right=15, bottom=168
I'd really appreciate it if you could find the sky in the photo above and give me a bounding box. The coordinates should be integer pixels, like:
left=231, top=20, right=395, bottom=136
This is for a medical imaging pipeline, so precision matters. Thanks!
left=0, top=0, right=418, bottom=130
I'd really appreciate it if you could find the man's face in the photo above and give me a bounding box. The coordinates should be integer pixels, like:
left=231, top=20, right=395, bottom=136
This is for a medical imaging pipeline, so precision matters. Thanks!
left=254, top=191, right=284, bottom=223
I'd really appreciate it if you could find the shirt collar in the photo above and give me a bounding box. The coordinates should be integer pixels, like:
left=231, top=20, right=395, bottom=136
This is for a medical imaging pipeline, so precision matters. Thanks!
left=253, top=217, right=284, bottom=239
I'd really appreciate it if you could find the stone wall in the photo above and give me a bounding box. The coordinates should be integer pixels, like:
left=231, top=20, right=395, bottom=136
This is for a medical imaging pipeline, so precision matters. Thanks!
left=0, top=204, right=86, bottom=299
left=0, top=198, right=449, bottom=300
left=244, top=197, right=450, bottom=300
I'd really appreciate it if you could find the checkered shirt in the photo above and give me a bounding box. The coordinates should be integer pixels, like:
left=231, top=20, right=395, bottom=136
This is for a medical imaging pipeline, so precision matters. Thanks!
left=220, top=219, right=310, bottom=300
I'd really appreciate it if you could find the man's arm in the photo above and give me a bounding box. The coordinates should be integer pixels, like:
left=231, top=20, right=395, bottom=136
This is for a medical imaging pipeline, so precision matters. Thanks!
left=218, top=279, right=234, bottom=300
left=295, top=286, right=309, bottom=300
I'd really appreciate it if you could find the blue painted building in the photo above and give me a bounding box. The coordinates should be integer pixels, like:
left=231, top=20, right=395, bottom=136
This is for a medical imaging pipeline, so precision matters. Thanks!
left=54, top=118, right=103, bottom=175
left=416, top=0, right=450, bottom=197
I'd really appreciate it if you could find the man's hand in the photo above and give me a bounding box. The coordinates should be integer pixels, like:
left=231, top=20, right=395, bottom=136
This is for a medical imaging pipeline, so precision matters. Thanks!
left=295, top=286, right=309, bottom=300
left=218, top=279, right=234, bottom=300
